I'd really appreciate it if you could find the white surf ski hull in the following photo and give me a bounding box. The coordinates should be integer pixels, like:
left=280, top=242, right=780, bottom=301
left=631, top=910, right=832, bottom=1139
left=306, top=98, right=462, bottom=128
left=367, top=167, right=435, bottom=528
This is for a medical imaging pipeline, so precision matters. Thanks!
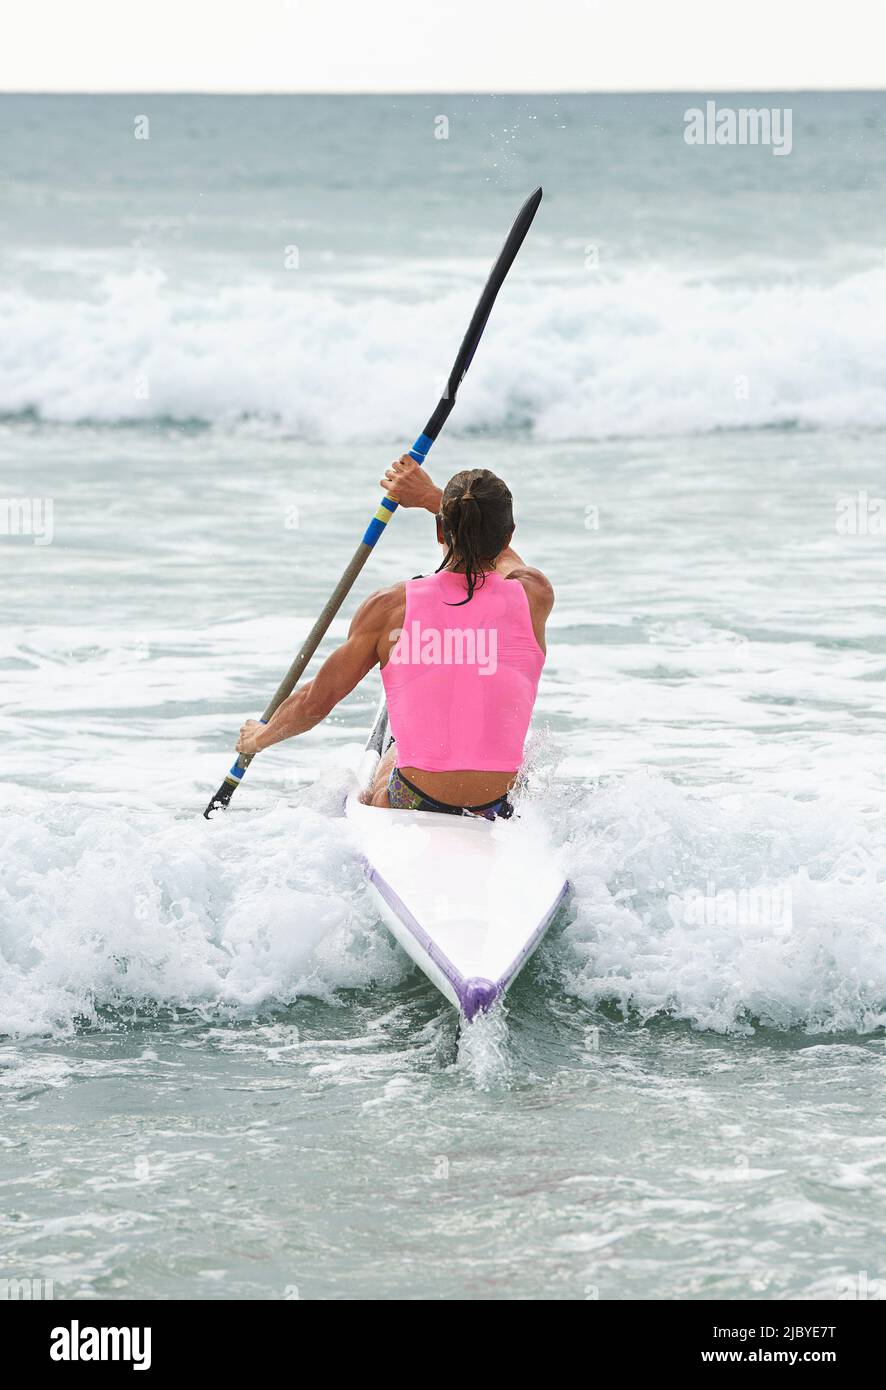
left=346, top=703, right=568, bottom=1020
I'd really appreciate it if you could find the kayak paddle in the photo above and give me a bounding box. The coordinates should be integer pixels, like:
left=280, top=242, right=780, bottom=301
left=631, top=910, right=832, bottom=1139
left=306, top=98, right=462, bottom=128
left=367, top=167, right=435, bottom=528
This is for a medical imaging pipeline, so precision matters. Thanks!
left=203, top=185, right=543, bottom=818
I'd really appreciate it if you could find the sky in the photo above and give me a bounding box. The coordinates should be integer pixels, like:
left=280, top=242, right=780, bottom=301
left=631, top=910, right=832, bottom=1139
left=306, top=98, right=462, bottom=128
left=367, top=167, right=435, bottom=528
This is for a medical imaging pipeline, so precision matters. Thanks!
left=2, top=0, right=885, bottom=93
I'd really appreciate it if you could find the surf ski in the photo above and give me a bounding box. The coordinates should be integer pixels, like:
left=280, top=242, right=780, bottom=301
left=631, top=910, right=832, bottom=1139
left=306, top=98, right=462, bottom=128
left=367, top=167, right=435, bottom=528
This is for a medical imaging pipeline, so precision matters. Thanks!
left=346, top=700, right=569, bottom=1021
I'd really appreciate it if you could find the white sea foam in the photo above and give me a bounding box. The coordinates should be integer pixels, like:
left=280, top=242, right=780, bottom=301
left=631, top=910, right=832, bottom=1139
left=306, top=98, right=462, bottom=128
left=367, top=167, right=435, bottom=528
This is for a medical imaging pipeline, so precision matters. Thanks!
left=2, top=263, right=885, bottom=440
left=555, top=773, right=886, bottom=1036
left=0, top=794, right=406, bottom=1039
left=2, top=776, right=884, bottom=1041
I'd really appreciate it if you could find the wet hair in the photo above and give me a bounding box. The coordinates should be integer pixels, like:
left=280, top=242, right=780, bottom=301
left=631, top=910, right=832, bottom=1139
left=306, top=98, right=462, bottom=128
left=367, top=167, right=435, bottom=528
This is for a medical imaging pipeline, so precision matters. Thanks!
left=436, top=469, right=514, bottom=604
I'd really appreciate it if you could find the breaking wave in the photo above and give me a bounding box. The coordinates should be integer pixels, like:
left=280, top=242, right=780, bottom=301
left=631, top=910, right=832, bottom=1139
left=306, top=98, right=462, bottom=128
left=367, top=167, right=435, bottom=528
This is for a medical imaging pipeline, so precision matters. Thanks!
left=2, top=261, right=885, bottom=441
left=2, top=777, right=884, bottom=1040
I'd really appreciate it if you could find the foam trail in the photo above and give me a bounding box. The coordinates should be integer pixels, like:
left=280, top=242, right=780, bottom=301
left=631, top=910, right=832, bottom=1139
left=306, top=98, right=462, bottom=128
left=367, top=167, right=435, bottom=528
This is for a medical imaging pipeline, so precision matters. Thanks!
left=455, top=1004, right=513, bottom=1090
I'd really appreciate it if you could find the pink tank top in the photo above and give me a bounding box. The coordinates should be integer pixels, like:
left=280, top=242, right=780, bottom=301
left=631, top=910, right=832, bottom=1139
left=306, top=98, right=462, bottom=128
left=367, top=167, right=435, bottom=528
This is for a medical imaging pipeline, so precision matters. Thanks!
left=381, top=569, right=545, bottom=773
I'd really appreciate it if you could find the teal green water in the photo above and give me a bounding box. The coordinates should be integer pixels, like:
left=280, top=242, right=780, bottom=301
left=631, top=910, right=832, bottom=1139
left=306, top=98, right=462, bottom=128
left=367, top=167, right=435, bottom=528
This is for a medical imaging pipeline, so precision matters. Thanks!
left=4, top=1008, right=885, bottom=1301
left=2, top=95, right=885, bottom=1300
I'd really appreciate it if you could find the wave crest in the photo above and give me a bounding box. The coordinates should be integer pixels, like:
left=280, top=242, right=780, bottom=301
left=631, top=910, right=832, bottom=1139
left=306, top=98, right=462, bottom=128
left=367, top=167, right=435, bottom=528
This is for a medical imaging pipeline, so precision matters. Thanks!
left=2, top=264, right=885, bottom=440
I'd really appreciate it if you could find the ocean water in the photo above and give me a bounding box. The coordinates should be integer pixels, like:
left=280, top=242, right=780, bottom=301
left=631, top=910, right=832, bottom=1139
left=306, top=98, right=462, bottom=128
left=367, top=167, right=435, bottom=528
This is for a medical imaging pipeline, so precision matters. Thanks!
left=1, top=93, right=885, bottom=1302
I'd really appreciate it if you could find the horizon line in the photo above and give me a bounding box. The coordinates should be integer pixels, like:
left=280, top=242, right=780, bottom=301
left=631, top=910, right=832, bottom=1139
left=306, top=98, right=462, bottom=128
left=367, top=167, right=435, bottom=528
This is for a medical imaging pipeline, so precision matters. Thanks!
left=1, top=86, right=885, bottom=97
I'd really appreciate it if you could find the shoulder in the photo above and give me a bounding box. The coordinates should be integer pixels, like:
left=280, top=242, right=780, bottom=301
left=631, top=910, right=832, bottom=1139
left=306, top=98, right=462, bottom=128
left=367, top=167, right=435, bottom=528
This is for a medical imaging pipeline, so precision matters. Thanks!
left=350, top=581, right=407, bottom=634
left=504, top=566, right=555, bottom=615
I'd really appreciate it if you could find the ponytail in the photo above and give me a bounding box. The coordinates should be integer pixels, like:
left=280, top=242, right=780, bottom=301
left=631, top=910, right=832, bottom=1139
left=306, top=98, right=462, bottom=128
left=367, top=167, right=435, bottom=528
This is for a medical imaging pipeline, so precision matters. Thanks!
left=437, top=469, right=514, bottom=604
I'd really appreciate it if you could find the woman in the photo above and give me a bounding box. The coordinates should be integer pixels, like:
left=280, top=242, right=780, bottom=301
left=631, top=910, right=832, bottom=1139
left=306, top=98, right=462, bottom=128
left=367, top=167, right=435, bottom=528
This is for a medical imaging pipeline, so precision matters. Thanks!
left=237, top=454, right=554, bottom=817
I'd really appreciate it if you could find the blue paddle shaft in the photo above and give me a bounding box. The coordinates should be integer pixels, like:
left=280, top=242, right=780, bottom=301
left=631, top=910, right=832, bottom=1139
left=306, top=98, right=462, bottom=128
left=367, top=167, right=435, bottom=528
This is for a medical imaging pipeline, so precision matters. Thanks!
left=361, top=432, right=434, bottom=547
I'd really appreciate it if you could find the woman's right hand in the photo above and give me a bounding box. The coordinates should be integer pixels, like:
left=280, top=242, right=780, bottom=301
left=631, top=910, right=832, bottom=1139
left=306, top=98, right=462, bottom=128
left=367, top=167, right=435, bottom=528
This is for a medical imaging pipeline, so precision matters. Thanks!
left=379, top=455, right=443, bottom=513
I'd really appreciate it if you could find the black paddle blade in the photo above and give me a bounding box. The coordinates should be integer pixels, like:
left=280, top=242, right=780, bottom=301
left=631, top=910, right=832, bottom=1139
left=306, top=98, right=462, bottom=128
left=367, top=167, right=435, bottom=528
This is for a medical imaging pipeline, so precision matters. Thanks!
left=423, top=185, right=543, bottom=441
left=203, top=776, right=238, bottom=818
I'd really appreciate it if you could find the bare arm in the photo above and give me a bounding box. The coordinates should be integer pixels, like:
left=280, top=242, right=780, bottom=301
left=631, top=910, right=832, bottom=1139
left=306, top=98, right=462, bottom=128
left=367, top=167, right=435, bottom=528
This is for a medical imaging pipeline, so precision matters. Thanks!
left=236, top=587, right=401, bottom=755
left=504, top=563, right=554, bottom=651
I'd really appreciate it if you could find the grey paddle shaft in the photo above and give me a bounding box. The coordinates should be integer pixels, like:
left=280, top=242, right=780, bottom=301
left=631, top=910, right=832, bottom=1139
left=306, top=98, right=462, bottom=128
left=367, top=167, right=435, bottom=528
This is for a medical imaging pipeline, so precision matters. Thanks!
left=257, top=540, right=373, bottom=728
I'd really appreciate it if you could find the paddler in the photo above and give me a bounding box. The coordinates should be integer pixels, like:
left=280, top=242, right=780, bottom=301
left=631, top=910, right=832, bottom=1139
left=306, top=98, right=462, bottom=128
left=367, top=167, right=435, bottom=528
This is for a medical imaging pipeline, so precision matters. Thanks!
left=236, top=455, right=553, bottom=818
